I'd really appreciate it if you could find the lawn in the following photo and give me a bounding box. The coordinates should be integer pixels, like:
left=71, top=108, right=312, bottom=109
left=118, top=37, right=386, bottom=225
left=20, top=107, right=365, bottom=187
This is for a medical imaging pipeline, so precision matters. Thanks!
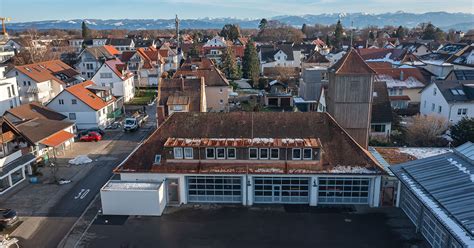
left=129, top=89, right=157, bottom=105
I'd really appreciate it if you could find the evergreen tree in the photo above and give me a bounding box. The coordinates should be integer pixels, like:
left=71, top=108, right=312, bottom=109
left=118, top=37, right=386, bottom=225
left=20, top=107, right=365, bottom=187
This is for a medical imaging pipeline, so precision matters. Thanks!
left=369, top=30, right=375, bottom=40
left=259, top=18, right=268, bottom=31
left=220, top=24, right=241, bottom=41
left=325, top=34, right=331, bottom=47
left=334, top=20, right=344, bottom=49
left=81, top=21, right=91, bottom=39
left=301, top=23, right=308, bottom=35
left=188, top=41, right=200, bottom=58
left=450, top=117, right=474, bottom=146
left=242, top=40, right=260, bottom=86
left=396, top=26, right=405, bottom=39
left=422, top=23, right=437, bottom=40
left=221, top=46, right=239, bottom=80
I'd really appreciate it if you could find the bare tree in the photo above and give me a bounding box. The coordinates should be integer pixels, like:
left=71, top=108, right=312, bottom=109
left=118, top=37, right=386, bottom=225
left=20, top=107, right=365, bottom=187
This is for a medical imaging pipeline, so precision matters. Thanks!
left=405, top=115, right=448, bottom=146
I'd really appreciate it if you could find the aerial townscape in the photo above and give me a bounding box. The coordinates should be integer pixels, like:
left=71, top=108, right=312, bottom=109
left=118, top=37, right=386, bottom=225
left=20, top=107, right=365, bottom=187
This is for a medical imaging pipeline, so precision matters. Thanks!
left=0, top=1, right=473, bottom=247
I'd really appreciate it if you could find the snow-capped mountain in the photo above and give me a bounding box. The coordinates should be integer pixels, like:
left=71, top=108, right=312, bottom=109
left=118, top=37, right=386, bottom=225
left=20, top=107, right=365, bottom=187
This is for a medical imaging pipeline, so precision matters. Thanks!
left=7, top=12, right=474, bottom=31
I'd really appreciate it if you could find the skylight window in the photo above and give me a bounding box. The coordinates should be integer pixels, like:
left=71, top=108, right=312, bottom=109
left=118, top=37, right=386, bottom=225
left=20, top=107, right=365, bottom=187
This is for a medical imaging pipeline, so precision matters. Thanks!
left=451, top=89, right=460, bottom=95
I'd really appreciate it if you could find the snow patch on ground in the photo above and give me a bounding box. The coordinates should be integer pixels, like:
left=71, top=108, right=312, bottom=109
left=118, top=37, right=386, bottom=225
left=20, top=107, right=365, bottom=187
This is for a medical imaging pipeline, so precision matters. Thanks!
left=401, top=173, right=474, bottom=246
left=398, top=147, right=451, bottom=159
left=69, top=155, right=93, bottom=165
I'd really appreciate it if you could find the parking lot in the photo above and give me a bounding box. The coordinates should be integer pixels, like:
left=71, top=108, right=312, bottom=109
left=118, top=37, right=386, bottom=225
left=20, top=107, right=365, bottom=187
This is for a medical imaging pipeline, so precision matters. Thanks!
left=78, top=205, right=427, bottom=248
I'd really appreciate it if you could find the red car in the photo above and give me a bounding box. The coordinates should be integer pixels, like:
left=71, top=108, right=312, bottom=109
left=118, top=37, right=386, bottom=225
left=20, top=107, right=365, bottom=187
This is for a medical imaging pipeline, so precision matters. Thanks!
left=79, top=132, right=102, bottom=142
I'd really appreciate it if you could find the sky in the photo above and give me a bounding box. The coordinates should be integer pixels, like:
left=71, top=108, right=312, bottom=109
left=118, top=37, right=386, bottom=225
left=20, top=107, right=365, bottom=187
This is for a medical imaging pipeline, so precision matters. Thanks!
left=1, top=0, right=473, bottom=22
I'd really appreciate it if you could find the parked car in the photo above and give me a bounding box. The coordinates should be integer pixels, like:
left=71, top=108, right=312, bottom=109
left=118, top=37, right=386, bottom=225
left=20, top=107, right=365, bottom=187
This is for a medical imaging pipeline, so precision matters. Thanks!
left=79, top=132, right=102, bottom=142
left=0, top=209, right=18, bottom=228
left=77, top=128, right=105, bottom=138
left=123, top=113, right=149, bottom=132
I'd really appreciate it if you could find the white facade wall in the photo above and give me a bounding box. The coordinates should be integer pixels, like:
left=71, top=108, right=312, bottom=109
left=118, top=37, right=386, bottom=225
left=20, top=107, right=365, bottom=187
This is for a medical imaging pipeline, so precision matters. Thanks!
left=420, top=83, right=474, bottom=123
left=0, top=75, right=20, bottom=115
left=6, top=69, right=63, bottom=104
left=75, top=52, right=104, bottom=79
left=91, top=65, right=135, bottom=102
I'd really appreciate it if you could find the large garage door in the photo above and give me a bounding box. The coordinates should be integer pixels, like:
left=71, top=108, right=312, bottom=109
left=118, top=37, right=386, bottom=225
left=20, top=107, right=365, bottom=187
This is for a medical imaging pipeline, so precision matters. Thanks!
left=187, top=176, right=242, bottom=203
left=254, top=177, right=310, bottom=204
left=318, top=177, right=371, bottom=204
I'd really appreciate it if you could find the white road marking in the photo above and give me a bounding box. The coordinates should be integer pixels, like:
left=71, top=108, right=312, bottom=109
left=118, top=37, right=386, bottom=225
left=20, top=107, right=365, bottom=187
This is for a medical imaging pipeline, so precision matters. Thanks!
left=74, top=189, right=85, bottom=199
left=80, top=189, right=90, bottom=199
left=74, top=189, right=90, bottom=200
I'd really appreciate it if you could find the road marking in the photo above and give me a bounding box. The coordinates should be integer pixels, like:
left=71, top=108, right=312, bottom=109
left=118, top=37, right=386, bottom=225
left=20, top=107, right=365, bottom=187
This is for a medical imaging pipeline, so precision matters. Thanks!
left=74, top=189, right=90, bottom=200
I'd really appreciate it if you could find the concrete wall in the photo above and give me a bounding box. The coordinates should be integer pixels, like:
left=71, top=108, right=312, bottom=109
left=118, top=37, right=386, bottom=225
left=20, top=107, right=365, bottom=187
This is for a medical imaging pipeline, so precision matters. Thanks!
left=101, top=185, right=166, bottom=216
left=205, top=86, right=230, bottom=112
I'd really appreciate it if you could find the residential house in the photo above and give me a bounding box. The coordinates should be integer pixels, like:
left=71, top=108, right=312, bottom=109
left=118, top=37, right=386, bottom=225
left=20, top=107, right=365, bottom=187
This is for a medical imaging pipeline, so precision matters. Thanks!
left=91, top=59, right=135, bottom=102
left=301, top=51, right=330, bottom=69
left=420, top=80, right=474, bottom=123
left=174, top=58, right=231, bottom=112
left=47, top=81, right=116, bottom=129
left=0, top=42, right=15, bottom=63
left=418, top=43, right=469, bottom=78
left=396, top=42, right=431, bottom=57
left=133, top=38, right=157, bottom=50
left=75, top=45, right=120, bottom=79
left=6, top=60, right=83, bottom=104
left=100, top=112, right=386, bottom=216
left=69, top=38, right=108, bottom=54
left=0, top=118, right=36, bottom=195
left=106, top=38, right=135, bottom=53
left=259, top=43, right=303, bottom=76
left=158, top=44, right=179, bottom=71
left=0, top=67, right=20, bottom=115
left=445, top=69, right=474, bottom=81
left=446, top=44, right=474, bottom=70
left=371, top=67, right=430, bottom=109
left=390, top=142, right=474, bottom=248
left=157, top=78, right=206, bottom=120
left=121, top=48, right=164, bottom=87
left=370, top=81, right=393, bottom=141
left=4, top=103, right=75, bottom=158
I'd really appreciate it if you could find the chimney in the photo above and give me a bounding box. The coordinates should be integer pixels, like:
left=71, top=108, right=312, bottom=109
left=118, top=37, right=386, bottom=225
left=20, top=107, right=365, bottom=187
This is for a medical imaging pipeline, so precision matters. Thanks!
left=400, top=70, right=404, bottom=80
left=157, top=105, right=166, bottom=127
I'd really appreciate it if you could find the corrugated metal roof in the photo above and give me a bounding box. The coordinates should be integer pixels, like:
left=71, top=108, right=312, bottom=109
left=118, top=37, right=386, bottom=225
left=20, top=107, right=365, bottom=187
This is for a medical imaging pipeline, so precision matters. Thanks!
left=369, top=147, right=394, bottom=176
left=390, top=145, right=474, bottom=244
left=456, top=141, right=474, bottom=161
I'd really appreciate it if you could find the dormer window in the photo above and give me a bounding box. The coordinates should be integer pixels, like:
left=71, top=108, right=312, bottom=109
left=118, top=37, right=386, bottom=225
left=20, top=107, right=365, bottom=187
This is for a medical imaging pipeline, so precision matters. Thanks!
left=227, top=148, right=236, bottom=159
left=259, top=148, right=269, bottom=159
left=249, top=148, right=258, bottom=159
left=303, top=148, right=312, bottom=160
left=154, top=155, right=161, bottom=163
left=270, top=148, right=279, bottom=160
left=292, top=148, right=301, bottom=160
left=173, top=147, right=183, bottom=159
left=184, top=148, right=193, bottom=159
left=216, top=148, right=226, bottom=159
left=206, top=148, right=215, bottom=159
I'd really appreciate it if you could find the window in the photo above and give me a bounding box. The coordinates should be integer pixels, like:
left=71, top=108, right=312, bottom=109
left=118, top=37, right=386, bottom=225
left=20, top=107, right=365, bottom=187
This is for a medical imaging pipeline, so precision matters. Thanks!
left=259, top=148, right=269, bottom=159
left=10, top=85, right=15, bottom=96
left=249, top=148, right=258, bottom=159
left=154, top=155, right=162, bottom=163
left=23, top=81, right=26, bottom=86
left=433, top=88, right=437, bottom=96
left=172, top=105, right=183, bottom=111
left=216, top=148, right=226, bottom=159
left=438, top=106, right=442, bottom=113
left=303, top=148, right=312, bottom=160
left=59, top=99, right=64, bottom=105
left=219, top=99, right=224, bottom=104
left=7, top=87, right=11, bottom=98
left=270, top=148, right=279, bottom=159
left=173, top=147, right=183, bottom=159
left=100, top=73, right=112, bottom=78
left=71, top=99, right=77, bottom=104
left=10, top=168, right=24, bottom=185
left=184, top=148, right=193, bottom=159
left=371, top=124, right=386, bottom=133
left=68, top=113, right=76, bottom=120
left=227, top=148, right=236, bottom=159
left=206, top=148, right=215, bottom=159
left=458, top=108, right=467, bottom=115
left=431, top=103, right=435, bottom=112
left=292, top=148, right=301, bottom=160
left=109, top=83, right=114, bottom=89
left=28, top=81, right=31, bottom=86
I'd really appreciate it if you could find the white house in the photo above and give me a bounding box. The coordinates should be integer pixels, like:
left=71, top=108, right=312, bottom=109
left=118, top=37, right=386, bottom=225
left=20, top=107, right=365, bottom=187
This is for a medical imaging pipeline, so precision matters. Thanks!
left=259, top=44, right=303, bottom=74
left=91, top=59, right=135, bottom=102
left=6, top=60, right=82, bottom=104
left=75, top=45, right=119, bottom=79
left=47, top=81, right=116, bottom=129
left=0, top=67, right=20, bottom=115
left=420, top=80, right=474, bottom=123
left=121, top=48, right=164, bottom=87
left=106, top=38, right=135, bottom=53
left=158, top=44, right=179, bottom=71
left=69, top=38, right=108, bottom=54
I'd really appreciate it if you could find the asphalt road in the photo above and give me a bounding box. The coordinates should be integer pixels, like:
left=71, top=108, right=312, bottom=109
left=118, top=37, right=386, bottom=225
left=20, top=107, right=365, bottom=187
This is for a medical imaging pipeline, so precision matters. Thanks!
left=17, top=106, right=156, bottom=248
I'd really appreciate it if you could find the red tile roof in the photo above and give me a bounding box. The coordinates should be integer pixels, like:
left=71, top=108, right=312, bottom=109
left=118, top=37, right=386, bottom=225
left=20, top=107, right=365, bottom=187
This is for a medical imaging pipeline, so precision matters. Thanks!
left=104, top=59, right=133, bottom=80
left=103, top=45, right=120, bottom=56
left=40, top=130, right=74, bottom=147
left=15, top=60, right=79, bottom=84
left=6, top=102, right=66, bottom=121
left=65, top=81, right=114, bottom=111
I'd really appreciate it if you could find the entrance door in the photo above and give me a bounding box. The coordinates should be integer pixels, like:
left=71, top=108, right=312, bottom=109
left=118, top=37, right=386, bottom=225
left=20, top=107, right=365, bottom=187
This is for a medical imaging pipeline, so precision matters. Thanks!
left=273, top=185, right=281, bottom=203
left=167, top=179, right=179, bottom=205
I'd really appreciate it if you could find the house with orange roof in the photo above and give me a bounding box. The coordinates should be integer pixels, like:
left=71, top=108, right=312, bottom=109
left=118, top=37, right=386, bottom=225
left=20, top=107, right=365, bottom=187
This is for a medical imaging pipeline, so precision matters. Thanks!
left=46, top=81, right=117, bottom=129
left=121, top=48, right=165, bottom=87
left=91, top=59, right=135, bottom=102
left=6, top=60, right=83, bottom=104
left=75, top=45, right=120, bottom=79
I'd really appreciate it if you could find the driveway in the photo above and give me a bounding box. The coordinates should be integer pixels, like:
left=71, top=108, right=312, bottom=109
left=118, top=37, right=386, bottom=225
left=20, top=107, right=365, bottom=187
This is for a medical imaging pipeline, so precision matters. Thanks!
left=78, top=205, right=427, bottom=248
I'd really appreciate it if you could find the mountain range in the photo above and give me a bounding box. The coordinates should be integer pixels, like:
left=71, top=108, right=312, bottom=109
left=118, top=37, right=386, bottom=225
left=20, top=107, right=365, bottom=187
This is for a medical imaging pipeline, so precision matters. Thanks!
left=7, top=12, right=474, bottom=32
